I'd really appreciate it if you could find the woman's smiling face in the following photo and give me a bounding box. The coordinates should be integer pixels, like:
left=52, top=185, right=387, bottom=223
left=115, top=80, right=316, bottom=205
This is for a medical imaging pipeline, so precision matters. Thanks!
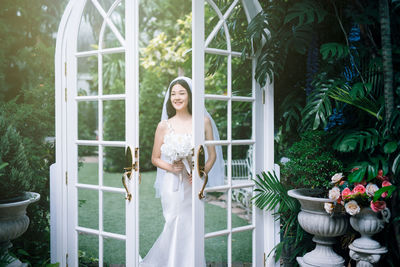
left=170, top=84, right=189, bottom=112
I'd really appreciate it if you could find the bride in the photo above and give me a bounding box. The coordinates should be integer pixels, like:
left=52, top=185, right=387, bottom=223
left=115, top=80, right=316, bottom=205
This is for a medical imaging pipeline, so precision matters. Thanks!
left=139, top=77, right=224, bottom=267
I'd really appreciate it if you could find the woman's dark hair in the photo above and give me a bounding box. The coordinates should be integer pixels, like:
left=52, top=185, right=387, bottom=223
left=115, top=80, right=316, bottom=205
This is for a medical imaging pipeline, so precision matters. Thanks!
left=166, top=79, right=192, bottom=118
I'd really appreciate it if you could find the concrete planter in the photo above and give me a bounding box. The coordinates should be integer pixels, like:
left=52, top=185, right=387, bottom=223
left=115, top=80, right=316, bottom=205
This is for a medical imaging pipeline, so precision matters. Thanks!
left=349, top=207, right=390, bottom=266
left=0, top=192, right=40, bottom=267
left=288, top=188, right=348, bottom=267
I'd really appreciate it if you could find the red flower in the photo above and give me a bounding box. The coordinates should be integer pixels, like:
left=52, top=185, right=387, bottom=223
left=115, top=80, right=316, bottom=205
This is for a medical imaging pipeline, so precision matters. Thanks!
left=370, top=200, right=387, bottom=212
left=342, top=188, right=352, bottom=200
left=353, top=184, right=366, bottom=195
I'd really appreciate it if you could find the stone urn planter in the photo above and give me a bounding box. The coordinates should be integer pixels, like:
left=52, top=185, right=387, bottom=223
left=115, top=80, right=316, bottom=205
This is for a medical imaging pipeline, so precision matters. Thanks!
left=0, top=192, right=40, bottom=267
left=348, top=207, right=390, bottom=266
left=288, top=188, right=348, bottom=267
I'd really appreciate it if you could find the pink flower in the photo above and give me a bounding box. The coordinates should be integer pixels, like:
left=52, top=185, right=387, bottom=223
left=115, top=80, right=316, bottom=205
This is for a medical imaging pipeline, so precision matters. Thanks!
left=381, top=180, right=392, bottom=198
left=370, top=200, right=387, bottom=212
left=342, top=188, right=352, bottom=200
left=376, top=170, right=389, bottom=182
left=352, top=184, right=366, bottom=195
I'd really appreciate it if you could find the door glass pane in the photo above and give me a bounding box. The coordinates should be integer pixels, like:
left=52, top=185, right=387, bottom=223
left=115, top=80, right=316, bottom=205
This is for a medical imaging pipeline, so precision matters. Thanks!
left=103, top=53, right=125, bottom=95
left=103, top=146, right=125, bottom=188
left=232, top=186, right=253, bottom=228
left=110, top=1, right=125, bottom=38
left=232, top=231, right=252, bottom=265
left=103, top=25, right=122, bottom=49
left=78, top=1, right=103, bottom=52
left=78, top=188, right=99, bottom=230
left=103, top=191, right=125, bottom=235
left=205, top=54, right=227, bottom=95
left=227, top=3, right=248, bottom=53
left=232, top=57, right=252, bottom=97
left=206, top=99, right=227, bottom=140
left=231, top=145, right=252, bottom=181
left=104, top=237, right=126, bottom=265
left=205, top=235, right=227, bottom=265
left=78, top=56, right=98, bottom=96
left=232, top=101, right=252, bottom=140
left=78, top=146, right=99, bottom=185
left=205, top=190, right=228, bottom=233
left=78, top=101, right=98, bottom=140
left=78, top=233, right=99, bottom=266
left=103, top=100, right=125, bottom=141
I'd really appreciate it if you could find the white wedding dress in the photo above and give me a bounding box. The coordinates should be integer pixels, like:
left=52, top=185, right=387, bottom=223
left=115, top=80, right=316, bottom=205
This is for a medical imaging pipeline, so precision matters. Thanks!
left=140, top=121, right=193, bottom=267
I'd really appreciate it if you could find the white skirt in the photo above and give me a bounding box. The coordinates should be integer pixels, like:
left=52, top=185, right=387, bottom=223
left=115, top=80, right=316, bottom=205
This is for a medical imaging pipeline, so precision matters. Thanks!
left=140, top=171, right=193, bottom=267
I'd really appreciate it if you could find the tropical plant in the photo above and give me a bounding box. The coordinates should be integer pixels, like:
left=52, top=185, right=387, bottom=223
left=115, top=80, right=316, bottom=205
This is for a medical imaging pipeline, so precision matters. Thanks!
left=253, top=171, right=313, bottom=264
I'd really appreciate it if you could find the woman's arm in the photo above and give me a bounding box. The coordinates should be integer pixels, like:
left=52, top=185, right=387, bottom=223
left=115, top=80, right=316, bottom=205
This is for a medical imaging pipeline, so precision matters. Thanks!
left=151, top=121, right=183, bottom=174
left=204, top=116, right=216, bottom=174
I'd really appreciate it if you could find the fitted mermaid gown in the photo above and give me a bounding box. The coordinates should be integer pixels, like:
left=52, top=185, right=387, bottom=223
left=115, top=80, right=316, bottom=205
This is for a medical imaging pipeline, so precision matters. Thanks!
left=140, top=122, right=193, bottom=267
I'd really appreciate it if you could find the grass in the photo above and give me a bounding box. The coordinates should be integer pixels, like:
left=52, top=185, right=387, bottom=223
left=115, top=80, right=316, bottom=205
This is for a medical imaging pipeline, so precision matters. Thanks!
left=78, top=162, right=252, bottom=265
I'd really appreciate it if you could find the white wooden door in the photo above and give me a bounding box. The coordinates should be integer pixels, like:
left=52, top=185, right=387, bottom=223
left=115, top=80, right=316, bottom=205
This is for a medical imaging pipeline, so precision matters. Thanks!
left=65, top=0, right=139, bottom=266
left=192, top=1, right=264, bottom=266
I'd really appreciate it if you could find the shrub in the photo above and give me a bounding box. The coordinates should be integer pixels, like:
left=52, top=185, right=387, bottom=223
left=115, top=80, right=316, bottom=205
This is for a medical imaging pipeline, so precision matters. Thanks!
left=281, top=130, right=343, bottom=190
left=0, top=115, right=34, bottom=200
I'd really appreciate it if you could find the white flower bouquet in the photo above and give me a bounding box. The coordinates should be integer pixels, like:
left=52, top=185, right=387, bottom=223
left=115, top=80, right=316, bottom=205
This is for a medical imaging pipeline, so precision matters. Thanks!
left=161, top=133, right=192, bottom=182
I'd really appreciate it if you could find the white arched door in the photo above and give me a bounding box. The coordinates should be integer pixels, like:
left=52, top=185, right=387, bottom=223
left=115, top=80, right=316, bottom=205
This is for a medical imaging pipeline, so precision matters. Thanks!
left=192, top=1, right=275, bottom=266
left=53, top=0, right=277, bottom=266
left=54, top=0, right=139, bottom=266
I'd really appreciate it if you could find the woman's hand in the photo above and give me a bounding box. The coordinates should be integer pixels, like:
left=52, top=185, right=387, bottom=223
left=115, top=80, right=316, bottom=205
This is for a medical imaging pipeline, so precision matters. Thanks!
left=171, top=160, right=184, bottom=174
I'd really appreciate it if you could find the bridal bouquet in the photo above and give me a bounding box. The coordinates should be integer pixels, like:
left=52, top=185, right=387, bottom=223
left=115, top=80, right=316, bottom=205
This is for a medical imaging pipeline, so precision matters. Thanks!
left=325, top=169, right=395, bottom=216
left=161, top=133, right=193, bottom=182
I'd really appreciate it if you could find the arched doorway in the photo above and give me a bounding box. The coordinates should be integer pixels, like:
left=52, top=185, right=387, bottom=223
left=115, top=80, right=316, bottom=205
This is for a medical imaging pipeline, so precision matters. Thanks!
left=52, top=0, right=277, bottom=266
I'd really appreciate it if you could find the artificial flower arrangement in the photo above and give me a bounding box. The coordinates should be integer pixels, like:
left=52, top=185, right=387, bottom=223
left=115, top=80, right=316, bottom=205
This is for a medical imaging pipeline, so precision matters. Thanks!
left=324, top=169, right=396, bottom=216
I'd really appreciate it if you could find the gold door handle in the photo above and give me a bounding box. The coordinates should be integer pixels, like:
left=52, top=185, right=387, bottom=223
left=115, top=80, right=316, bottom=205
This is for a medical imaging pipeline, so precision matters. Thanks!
left=196, top=145, right=208, bottom=199
left=122, top=146, right=134, bottom=201
left=198, top=170, right=208, bottom=200
left=122, top=171, right=132, bottom=201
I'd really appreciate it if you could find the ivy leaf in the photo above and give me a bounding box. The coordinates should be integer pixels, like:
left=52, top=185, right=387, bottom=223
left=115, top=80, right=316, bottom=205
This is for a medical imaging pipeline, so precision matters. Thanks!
left=383, top=141, right=398, bottom=154
left=373, top=185, right=396, bottom=202
left=348, top=168, right=365, bottom=183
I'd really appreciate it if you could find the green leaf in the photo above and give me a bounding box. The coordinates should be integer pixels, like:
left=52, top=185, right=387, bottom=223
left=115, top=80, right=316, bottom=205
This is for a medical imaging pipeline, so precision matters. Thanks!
left=348, top=168, right=365, bottom=183
left=320, top=43, right=349, bottom=60
left=17, top=249, right=30, bottom=256
left=367, top=165, right=378, bottom=182
left=373, top=185, right=396, bottom=202
left=383, top=141, right=398, bottom=154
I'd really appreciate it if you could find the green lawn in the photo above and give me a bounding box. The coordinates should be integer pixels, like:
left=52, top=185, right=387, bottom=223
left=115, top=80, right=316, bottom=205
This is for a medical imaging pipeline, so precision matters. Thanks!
left=78, top=162, right=252, bottom=265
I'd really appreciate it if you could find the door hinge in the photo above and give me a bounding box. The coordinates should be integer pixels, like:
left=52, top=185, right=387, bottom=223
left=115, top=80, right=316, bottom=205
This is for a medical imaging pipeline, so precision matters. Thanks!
left=64, top=62, right=67, bottom=76
left=65, top=88, right=67, bottom=102
left=66, top=253, right=68, bottom=267
left=264, top=252, right=266, bottom=266
left=65, top=171, right=68, bottom=185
